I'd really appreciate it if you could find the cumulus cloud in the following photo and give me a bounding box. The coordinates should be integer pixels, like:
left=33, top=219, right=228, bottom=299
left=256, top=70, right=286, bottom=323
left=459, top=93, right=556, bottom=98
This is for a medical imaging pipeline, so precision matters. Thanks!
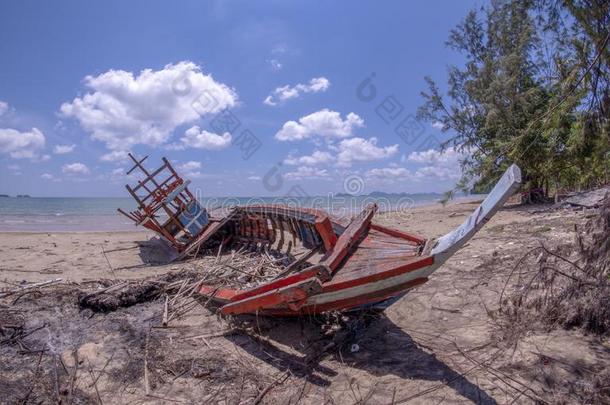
left=100, top=150, right=129, bottom=163
left=53, top=144, right=75, bottom=154
left=284, top=150, right=333, bottom=166
left=0, top=127, right=46, bottom=159
left=275, top=109, right=363, bottom=141
left=366, top=147, right=467, bottom=183
left=412, top=165, right=461, bottom=181
left=173, top=126, right=232, bottom=150
left=0, top=101, right=8, bottom=117
left=284, top=166, right=330, bottom=181
left=60, top=61, right=237, bottom=150
left=406, top=146, right=467, bottom=181
left=366, top=167, right=412, bottom=179
left=407, top=146, right=463, bottom=165
left=264, top=77, right=330, bottom=106
left=41, top=173, right=54, bottom=180
left=177, top=161, right=203, bottom=178
left=337, top=137, right=398, bottom=167
left=62, top=162, right=90, bottom=175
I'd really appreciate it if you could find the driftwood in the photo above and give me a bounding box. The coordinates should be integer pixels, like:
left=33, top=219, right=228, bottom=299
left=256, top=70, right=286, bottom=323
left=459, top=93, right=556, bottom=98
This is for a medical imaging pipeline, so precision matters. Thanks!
left=77, top=245, right=307, bottom=319
left=0, top=278, right=63, bottom=299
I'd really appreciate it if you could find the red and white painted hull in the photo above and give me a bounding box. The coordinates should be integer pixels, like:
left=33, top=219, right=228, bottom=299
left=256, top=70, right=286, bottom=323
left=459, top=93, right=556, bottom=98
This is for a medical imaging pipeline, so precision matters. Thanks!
left=199, top=165, right=522, bottom=317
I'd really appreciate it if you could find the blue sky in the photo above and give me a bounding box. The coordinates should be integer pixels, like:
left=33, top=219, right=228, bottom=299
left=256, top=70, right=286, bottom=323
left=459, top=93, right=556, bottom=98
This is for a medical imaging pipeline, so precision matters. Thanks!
left=0, top=0, right=481, bottom=197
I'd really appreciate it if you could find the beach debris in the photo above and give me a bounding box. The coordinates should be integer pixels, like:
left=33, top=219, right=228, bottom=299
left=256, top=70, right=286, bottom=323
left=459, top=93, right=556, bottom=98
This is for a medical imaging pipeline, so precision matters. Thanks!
left=563, top=186, right=610, bottom=208
left=0, top=278, right=63, bottom=299
left=118, top=156, right=522, bottom=316
left=117, top=153, right=210, bottom=256
left=498, top=193, right=610, bottom=404
left=79, top=270, right=201, bottom=312
left=501, top=193, right=610, bottom=335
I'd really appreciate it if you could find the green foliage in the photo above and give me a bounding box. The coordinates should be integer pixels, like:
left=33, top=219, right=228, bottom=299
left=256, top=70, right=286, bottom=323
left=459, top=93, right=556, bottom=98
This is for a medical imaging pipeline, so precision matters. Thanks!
left=419, top=0, right=610, bottom=199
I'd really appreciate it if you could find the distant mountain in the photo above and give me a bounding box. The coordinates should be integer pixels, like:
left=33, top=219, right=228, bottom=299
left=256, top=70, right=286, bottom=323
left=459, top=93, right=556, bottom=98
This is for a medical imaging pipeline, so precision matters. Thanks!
left=335, top=191, right=446, bottom=198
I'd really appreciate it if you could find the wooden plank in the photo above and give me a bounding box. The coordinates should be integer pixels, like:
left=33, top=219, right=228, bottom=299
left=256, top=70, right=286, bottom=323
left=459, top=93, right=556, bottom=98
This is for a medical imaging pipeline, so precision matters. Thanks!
left=175, top=210, right=235, bottom=261
left=370, top=224, right=425, bottom=245
left=132, top=161, right=167, bottom=191
left=230, top=264, right=330, bottom=302
left=199, top=285, right=238, bottom=303
left=126, top=153, right=148, bottom=175
left=261, top=277, right=428, bottom=316
left=321, top=203, right=378, bottom=271
left=323, top=255, right=433, bottom=292
left=431, top=164, right=521, bottom=265
left=220, top=277, right=323, bottom=315
left=314, top=215, right=337, bottom=251
left=277, top=216, right=285, bottom=251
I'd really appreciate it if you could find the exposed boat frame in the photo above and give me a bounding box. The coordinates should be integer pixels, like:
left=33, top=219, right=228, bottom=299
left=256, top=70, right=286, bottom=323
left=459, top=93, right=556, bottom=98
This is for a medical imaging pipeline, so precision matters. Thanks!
left=118, top=156, right=521, bottom=316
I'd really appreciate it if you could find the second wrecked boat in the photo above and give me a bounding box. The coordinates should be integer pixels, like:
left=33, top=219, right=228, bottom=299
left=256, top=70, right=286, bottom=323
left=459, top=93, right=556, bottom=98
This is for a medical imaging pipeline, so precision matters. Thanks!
left=119, top=154, right=521, bottom=317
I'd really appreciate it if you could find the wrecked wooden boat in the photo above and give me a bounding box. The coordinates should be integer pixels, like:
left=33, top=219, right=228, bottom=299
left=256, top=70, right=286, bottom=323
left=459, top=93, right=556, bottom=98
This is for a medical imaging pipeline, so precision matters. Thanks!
left=118, top=154, right=521, bottom=316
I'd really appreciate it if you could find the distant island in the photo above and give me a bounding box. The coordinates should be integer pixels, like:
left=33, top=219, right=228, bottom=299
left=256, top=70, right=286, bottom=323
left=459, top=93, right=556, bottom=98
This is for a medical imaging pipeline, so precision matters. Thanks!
left=0, top=194, right=9, bottom=198
left=16, top=194, right=31, bottom=198
left=335, top=191, right=447, bottom=198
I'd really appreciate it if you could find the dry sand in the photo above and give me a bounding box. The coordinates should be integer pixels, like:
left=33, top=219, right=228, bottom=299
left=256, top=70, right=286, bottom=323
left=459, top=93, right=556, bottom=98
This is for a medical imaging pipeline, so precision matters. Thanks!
left=1, top=201, right=609, bottom=404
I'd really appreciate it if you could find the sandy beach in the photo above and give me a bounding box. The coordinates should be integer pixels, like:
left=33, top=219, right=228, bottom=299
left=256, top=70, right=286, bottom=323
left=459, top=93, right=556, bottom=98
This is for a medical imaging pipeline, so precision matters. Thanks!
left=1, top=201, right=608, bottom=404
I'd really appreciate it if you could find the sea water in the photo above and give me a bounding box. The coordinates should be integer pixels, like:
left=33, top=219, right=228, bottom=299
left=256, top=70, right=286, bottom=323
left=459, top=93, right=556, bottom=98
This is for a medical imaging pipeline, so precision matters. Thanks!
left=0, top=194, right=478, bottom=232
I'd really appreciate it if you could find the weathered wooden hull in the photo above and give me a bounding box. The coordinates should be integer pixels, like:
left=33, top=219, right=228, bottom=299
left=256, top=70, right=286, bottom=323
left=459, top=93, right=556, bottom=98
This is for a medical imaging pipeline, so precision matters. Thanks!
left=198, top=165, right=522, bottom=316
left=117, top=155, right=521, bottom=317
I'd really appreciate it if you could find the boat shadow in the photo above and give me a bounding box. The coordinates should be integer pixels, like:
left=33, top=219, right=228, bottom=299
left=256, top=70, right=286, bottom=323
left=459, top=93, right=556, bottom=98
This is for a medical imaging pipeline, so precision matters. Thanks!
left=136, top=237, right=179, bottom=265
left=225, top=313, right=497, bottom=404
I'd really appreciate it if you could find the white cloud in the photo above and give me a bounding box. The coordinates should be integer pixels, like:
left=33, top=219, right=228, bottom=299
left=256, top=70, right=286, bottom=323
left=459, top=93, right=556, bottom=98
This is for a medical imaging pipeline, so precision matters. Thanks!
left=53, top=144, right=75, bottom=154
left=60, top=61, right=237, bottom=150
left=406, top=147, right=466, bottom=181
left=412, top=165, right=461, bottom=181
left=62, top=162, right=90, bottom=175
left=264, top=77, right=330, bottom=106
left=365, top=166, right=451, bottom=183
left=107, top=167, right=128, bottom=182
left=176, top=126, right=232, bottom=150
left=275, top=109, right=363, bottom=141
left=284, top=166, right=330, bottom=181
left=366, top=147, right=467, bottom=182
left=178, top=161, right=201, bottom=171
left=247, top=175, right=261, bottom=181
left=284, top=150, right=333, bottom=166
left=407, top=147, right=463, bottom=165
left=0, top=101, right=8, bottom=117
left=100, top=150, right=129, bottom=163
left=431, top=121, right=444, bottom=130
left=0, top=127, right=46, bottom=159
left=41, top=173, right=54, bottom=180
left=177, top=161, right=203, bottom=178
left=337, top=137, right=398, bottom=167
left=366, top=167, right=412, bottom=179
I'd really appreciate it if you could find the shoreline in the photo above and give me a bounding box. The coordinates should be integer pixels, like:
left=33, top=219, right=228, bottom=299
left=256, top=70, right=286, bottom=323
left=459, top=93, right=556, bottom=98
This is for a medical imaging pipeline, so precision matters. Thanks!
left=0, top=195, right=487, bottom=234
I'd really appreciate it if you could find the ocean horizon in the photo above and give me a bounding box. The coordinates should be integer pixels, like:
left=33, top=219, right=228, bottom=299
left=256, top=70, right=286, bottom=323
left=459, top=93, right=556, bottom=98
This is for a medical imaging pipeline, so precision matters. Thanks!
left=0, top=194, right=483, bottom=232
